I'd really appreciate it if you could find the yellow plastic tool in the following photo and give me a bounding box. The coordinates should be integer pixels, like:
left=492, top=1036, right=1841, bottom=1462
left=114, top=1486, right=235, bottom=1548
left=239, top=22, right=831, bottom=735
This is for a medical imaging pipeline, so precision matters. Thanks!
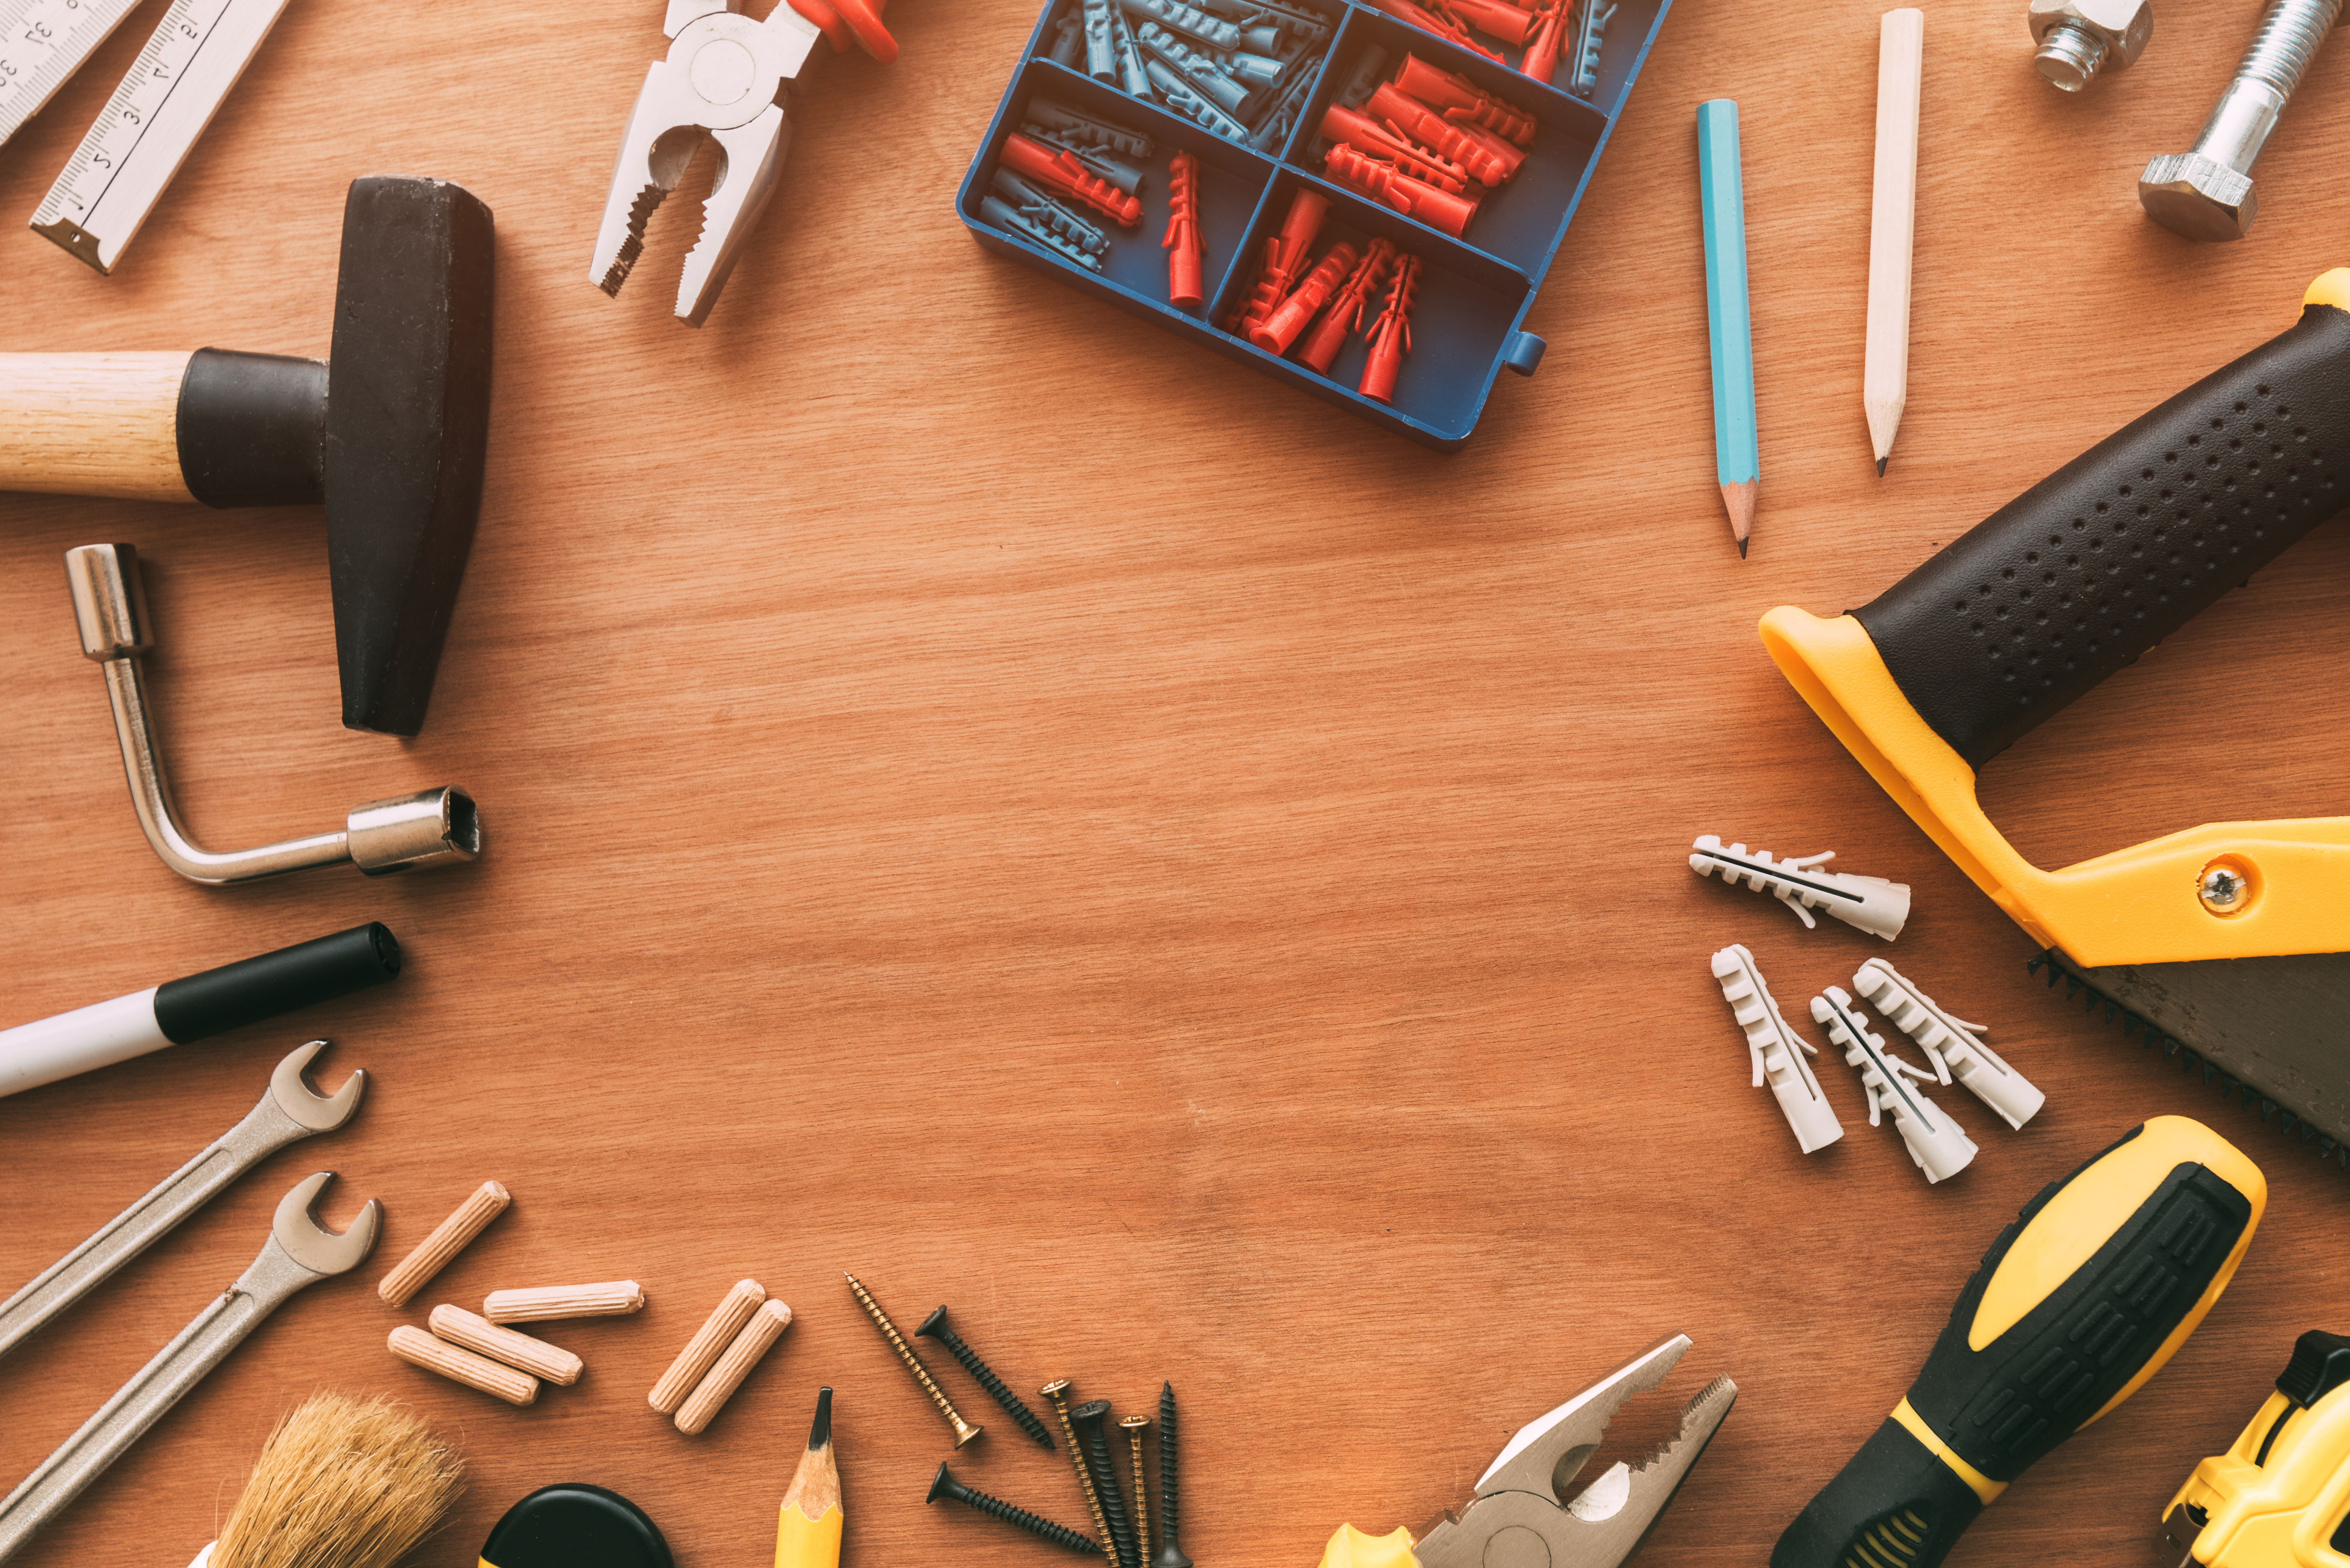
left=1774, top=1117, right=2265, bottom=1568
left=2158, top=1332, right=2350, bottom=1567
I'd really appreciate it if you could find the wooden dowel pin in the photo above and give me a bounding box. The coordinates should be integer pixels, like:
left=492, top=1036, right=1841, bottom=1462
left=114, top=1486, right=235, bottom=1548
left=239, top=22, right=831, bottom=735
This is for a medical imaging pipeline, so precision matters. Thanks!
left=485, top=1280, right=645, bottom=1323
left=428, top=1304, right=583, bottom=1386
left=675, top=1298, right=794, bottom=1435
left=389, top=1324, right=539, bottom=1406
left=649, top=1278, right=767, bottom=1414
left=377, top=1179, right=510, bottom=1307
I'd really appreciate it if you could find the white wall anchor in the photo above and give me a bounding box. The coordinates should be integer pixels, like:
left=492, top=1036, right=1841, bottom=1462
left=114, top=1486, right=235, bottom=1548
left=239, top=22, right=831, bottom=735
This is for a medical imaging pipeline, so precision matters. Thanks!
left=1810, top=985, right=1976, bottom=1183
left=1689, top=835, right=1910, bottom=940
left=1853, top=959, right=2045, bottom=1131
left=1709, top=944, right=1844, bottom=1153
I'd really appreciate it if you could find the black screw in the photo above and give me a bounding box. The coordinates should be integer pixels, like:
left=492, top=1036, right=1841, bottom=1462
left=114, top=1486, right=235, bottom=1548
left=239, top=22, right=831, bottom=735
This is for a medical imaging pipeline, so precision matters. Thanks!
left=1154, top=1382, right=1191, bottom=1568
left=1072, top=1400, right=1140, bottom=1568
left=928, top=1462, right=1102, bottom=1555
left=916, top=1306, right=1056, bottom=1451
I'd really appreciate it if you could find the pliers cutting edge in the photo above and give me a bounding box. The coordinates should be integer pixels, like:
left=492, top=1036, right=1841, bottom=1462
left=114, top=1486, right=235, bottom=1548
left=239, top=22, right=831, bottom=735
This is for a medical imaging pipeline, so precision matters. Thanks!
left=1323, top=1335, right=1737, bottom=1568
left=589, top=0, right=894, bottom=326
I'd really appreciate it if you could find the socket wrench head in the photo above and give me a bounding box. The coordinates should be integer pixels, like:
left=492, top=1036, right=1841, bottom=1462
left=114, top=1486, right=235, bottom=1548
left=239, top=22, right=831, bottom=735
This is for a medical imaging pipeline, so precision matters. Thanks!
left=2140, top=151, right=2257, bottom=240
left=2028, top=0, right=2151, bottom=90
left=347, top=787, right=481, bottom=875
left=65, top=543, right=151, bottom=660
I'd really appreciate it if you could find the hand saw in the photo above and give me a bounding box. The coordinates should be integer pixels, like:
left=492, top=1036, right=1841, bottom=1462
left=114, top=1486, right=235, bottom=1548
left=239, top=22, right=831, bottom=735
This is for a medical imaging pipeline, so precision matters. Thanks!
left=1762, top=266, right=2350, bottom=1169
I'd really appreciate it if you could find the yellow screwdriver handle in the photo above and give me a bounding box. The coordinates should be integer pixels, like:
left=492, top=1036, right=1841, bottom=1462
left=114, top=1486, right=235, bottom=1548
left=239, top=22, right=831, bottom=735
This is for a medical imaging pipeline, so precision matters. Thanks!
left=1774, top=1116, right=2266, bottom=1568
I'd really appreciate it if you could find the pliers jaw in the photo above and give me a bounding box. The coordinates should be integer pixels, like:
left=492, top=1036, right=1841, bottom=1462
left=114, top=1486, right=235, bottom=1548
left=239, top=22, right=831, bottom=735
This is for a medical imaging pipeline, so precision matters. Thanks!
left=589, top=0, right=823, bottom=326
left=1414, top=1336, right=1737, bottom=1568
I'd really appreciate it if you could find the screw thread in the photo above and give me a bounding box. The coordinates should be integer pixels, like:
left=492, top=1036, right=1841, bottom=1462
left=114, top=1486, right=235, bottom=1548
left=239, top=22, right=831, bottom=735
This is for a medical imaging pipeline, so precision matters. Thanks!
left=1157, top=1383, right=1182, bottom=1546
left=1126, top=1428, right=1152, bottom=1564
left=2033, top=18, right=2108, bottom=91
left=2238, top=0, right=2343, bottom=96
left=844, top=1274, right=975, bottom=1440
left=1074, top=1407, right=1140, bottom=1568
left=949, top=1478, right=1103, bottom=1554
left=1045, top=1387, right=1117, bottom=1560
left=938, top=1326, right=1057, bottom=1449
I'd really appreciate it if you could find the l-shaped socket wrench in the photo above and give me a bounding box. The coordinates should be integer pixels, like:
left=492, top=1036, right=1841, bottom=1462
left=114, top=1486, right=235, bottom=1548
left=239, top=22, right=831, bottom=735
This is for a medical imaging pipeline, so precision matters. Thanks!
left=66, top=543, right=481, bottom=885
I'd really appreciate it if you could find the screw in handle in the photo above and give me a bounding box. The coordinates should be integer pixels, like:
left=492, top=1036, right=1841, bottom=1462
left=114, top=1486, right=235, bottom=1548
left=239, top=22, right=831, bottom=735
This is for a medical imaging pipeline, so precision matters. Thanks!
left=915, top=1306, right=1056, bottom=1450
left=928, top=1462, right=1103, bottom=1554
left=1120, top=1415, right=1153, bottom=1565
left=1040, top=1380, right=1117, bottom=1563
left=1153, top=1381, right=1191, bottom=1568
left=2140, top=0, right=2343, bottom=239
left=1072, top=1400, right=1141, bottom=1568
left=842, top=1273, right=981, bottom=1448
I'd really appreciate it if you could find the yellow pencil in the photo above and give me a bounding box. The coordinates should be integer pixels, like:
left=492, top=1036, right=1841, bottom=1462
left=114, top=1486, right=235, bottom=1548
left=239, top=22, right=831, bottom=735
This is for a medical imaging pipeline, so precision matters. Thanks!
left=775, top=1387, right=843, bottom=1568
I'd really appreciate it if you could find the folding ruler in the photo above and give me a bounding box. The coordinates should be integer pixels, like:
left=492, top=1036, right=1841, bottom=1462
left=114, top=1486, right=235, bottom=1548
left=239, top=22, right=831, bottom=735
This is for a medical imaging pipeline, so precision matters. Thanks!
left=0, top=0, right=295, bottom=273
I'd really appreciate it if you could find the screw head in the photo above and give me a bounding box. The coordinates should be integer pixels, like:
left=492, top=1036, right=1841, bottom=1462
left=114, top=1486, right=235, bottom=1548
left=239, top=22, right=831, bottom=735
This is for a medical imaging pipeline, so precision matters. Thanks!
left=2199, top=862, right=2251, bottom=913
left=926, top=1461, right=958, bottom=1505
left=1039, top=1378, right=1072, bottom=1400
left=915, top=1305, right=950, bottom=1339
left=1120, top=1414, right=1151, bottom=1433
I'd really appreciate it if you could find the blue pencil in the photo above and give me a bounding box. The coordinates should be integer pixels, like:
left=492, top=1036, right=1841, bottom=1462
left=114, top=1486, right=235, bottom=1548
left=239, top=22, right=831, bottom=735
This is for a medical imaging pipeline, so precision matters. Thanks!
left=1697, top=99, right=1758, bottom=557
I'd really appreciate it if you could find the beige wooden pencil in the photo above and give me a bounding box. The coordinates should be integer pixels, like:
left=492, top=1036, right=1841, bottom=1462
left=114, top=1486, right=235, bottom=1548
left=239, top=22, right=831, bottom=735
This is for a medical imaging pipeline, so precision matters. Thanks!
left=1865, top=9, right=1924, bottom=475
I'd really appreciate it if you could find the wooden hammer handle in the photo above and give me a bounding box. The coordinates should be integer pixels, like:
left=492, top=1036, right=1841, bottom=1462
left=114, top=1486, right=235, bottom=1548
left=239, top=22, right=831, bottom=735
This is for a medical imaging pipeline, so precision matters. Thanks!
left=0, top=353, right=196, bottom=503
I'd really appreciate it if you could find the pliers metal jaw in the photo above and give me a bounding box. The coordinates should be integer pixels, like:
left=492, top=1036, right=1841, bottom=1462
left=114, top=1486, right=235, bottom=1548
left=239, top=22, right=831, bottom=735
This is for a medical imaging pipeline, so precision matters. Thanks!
left=591, top=0, right=825, bottom=326
left=1415, top=1336, right=1737, bottom=1568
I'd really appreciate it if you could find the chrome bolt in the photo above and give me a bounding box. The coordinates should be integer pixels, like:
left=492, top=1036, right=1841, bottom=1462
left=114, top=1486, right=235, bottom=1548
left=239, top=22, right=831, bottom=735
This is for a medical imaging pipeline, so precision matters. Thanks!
left=2199, top=864, right=2249, bottom=913
left=2140, top=0, right=2343, bottom=240
left=2029, top=0, right=2153, bottom=92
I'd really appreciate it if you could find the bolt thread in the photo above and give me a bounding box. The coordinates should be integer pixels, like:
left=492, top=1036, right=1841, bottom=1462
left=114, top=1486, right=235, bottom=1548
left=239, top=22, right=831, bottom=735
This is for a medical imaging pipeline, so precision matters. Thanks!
left=949, top=1480, right=1104, bottom=1554
left=2034, top=18, right=2107, bottom=90
left=2238, top=0, right=2343, bottom=95
left=1046, top=1391, right=1117, bottom=1559
left=1127, top=1431, right=1152, bottom=1564
left=939, top=1327, right=1057, bottom=1449
left=1075, top=1413, right=1141, bottom=1568
left=1157, top=1382, right=1183, bottom=1550
left=845, top=1275, right=972, bottom=1436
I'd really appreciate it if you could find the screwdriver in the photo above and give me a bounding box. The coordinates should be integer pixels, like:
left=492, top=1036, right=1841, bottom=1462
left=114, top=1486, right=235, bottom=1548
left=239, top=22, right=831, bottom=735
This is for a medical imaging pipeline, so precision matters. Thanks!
left=1772, top=1116, right=2267, bottom=1568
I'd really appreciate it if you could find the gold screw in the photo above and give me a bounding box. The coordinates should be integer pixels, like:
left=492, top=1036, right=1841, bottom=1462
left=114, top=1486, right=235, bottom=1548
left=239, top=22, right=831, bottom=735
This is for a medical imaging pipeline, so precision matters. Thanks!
left=1041, top=1379, right=1116, bottom=1562
left=844, top=1272, right=981, bottom=1447
left=1121, top=1413, right=1153, bottom=1565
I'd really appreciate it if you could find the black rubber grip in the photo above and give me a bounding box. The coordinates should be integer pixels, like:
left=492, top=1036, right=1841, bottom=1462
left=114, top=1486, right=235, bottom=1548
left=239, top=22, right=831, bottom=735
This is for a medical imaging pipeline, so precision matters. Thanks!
left=1770, top=1418, right=1984, bottom=1568
left=151, top=921, right=401, bottom=1045
left=480, top=1483, right=673, bottom=1568
left=174, top=347, right=329, bottom=508
left=1854, top=301, right=2350, bottom=767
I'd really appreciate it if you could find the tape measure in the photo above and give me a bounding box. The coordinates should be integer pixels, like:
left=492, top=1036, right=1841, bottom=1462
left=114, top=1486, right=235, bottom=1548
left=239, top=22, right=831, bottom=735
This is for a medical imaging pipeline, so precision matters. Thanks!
left=29, top=0, right=290, bottom=272
left=0, top=0, right=148, bottom=147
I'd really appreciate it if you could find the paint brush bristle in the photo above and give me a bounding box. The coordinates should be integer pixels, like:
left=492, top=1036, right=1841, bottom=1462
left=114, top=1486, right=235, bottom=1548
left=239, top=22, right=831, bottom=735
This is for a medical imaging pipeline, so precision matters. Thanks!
left=211, top=1392, right=463, bottom=1568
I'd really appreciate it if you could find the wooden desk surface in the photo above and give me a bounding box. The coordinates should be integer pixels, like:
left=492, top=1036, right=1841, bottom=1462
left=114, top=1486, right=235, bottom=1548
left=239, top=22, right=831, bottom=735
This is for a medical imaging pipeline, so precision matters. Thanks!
left=4, top=1, right=2349, bottom=1563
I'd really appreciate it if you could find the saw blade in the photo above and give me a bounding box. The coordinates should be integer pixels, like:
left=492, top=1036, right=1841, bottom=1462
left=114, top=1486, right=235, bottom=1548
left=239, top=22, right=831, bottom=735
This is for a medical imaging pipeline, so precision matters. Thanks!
left=2033, top=947, right=2350, bottom=1167
left=27, top=0, right=290, bottom=273
left=0, top=0, right=148, bottom=148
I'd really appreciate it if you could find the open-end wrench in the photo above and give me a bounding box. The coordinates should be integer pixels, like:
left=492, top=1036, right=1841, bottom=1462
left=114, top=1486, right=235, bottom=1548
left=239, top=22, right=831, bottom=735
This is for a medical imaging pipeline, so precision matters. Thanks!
left=0, top=1039, right=364, bottom=1365
left=0, top=1170, right=379, bottom=1562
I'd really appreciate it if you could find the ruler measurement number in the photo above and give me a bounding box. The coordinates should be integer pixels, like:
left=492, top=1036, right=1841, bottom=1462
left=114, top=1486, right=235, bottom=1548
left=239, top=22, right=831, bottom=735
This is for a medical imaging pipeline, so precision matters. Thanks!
left=0, top=0, right=140, bottom=144
left=46, top=0, right=222, bottom=214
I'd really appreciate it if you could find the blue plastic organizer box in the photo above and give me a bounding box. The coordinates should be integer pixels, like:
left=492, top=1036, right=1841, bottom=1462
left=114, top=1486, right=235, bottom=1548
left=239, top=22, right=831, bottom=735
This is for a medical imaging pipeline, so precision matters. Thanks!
left=958, top=0, right=1673, bottom=450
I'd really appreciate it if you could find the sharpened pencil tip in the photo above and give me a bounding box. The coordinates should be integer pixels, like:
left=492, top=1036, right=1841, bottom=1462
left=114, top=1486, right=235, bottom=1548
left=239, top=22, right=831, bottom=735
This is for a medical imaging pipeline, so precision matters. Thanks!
left=1877, top=457, right=1888, bottom=477
left=1738, top=537, right=1748, bottom=558
left=808, top=1386, right=833, bottom=1450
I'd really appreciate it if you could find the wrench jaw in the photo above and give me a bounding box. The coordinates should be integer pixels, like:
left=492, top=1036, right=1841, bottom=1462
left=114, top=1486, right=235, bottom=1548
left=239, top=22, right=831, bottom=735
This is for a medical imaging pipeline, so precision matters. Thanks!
left=268, top=1040, right=366, bottom=1134
left=677, top=106, right=786, bottom=326
left=270, top=1172, right=380, bottom=1278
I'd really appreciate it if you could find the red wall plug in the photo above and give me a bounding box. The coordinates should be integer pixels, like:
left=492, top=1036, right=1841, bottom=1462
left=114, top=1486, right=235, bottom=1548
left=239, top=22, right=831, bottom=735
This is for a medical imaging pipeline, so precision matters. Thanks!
left=1323, top=143, right=1479, bottom=238
left=1295, top=237, right=1396, bottom=373
left=1163, top=150, right=1205, bottom=308
left=1520, top=0, right=1567, bottom=83
left=1362, top=84, right=1522, bottom=184
left=787, top=0, right=896, bottom=62
left=1360, top=0, right=1502, bottom=60
left=1358, top=252, right=1423, bottom=404
left=1319, top=104, right=1471, bottom=192
left=1002, top=133, right=1145, bottom=227
left=1392, top=53, right=1538, bottom=147
left=1446, top=0, right=1537, bottom=44
left=1252, top=240, right=1360, bottom=354
left=1223, top=187, right=1329, bottom=335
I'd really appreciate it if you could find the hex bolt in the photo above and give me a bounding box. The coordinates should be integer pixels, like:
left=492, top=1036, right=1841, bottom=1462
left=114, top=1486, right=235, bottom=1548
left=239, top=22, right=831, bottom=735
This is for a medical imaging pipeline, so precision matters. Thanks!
left=1041, top=1380, right=1117, bottom=1562
left=2140, top=0, right=2343, bottom=239
left=1121, top=1414, right=1153, bottom=1565
left=1154, top=1381, right=1192, bottom=1568
left=1072, top=1400, right=1141, bottom=1568
left=915, top=1306, right=1057, bottom=1450
left=2028, top=0, right=2153, bottom=92
left=928, top=1462, right=1104, bottom=1554
left=843, top=1273, right=982, bottom=1447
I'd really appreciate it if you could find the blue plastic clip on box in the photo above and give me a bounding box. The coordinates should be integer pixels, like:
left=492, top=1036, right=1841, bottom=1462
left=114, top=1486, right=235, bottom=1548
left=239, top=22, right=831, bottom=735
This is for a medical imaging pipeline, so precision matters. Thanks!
left=958, top=0, right=1673, bottom=450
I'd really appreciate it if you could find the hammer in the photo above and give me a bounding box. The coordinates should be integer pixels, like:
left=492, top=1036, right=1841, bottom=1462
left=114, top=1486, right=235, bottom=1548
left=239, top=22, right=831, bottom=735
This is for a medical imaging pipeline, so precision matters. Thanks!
left=0, top=176, right=494, bottom=738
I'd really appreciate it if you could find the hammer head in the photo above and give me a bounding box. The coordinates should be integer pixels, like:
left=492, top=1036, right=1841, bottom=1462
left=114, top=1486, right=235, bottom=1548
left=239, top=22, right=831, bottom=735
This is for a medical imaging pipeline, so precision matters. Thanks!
left=325, top=177, right=496, bottom=736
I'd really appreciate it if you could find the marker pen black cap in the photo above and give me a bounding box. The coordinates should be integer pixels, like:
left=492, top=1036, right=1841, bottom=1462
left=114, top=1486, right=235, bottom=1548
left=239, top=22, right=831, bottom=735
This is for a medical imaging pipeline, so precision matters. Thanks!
left=154, top=922, right=401, bottom=1044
